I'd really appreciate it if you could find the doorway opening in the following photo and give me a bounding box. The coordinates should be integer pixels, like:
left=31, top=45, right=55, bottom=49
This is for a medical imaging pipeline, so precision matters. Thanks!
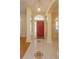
left=34, top=15, right=44, bottom=39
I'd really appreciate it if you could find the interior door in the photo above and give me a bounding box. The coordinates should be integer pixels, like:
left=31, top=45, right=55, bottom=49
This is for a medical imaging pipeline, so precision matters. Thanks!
left=37, top=21, right=44, bottom=39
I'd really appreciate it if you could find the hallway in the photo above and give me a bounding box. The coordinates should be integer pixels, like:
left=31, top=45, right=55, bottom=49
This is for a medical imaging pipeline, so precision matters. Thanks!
left=20, top=0, right=58, bottom=59
left=23, top=39, right=58, bottom=59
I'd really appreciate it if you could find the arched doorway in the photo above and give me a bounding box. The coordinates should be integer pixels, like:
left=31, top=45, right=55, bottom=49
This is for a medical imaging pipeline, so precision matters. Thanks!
left=34, top=15, right=45, bottom=39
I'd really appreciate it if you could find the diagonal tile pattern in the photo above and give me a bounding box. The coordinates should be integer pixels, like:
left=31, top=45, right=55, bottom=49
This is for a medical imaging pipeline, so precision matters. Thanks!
left=23, top=39, right=58, bottom=59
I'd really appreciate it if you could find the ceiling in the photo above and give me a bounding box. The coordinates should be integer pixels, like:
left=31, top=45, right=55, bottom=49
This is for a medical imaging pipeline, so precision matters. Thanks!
left=20, top=0, right=57, bottom=14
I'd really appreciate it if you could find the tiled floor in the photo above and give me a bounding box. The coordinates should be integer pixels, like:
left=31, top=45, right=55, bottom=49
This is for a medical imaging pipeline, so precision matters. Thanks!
left=23, top=39, right=58, bottom=59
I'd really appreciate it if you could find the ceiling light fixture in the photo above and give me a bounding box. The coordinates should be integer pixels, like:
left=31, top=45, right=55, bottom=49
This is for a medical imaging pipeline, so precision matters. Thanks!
left=37, top=7, right=41, bottom=12
left=37, top=0, right=41, bottom=12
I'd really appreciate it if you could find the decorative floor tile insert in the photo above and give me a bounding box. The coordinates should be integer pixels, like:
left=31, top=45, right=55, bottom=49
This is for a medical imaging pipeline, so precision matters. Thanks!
left=34, top=51, right=43, bottom=59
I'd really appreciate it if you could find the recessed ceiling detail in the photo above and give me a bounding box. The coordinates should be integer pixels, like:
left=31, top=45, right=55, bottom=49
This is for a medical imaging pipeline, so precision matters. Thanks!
left=20, top=0, right=56, bottom=14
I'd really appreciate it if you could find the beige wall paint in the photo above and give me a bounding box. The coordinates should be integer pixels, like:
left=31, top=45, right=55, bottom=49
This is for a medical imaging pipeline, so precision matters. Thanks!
left=51, top=12, right=58, bottom=40
left=48, top=0, right=58, bottom=41
left=51, top=12, right=58, bottom=32
left=20, top=14, right=26, bottom=37
left=51, top=9, right=58, bottom=41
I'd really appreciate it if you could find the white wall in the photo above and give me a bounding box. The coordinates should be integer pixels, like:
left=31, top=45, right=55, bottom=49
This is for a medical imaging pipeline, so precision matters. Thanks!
left=46, top=13, right=52, bottom=43
left=20, top=14, right=26, bottom=37
left=26, top=7, right=32, bottom=42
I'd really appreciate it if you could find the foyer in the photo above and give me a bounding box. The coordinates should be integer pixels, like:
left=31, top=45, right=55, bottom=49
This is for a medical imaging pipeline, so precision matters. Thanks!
left=20, top=0, right=58, bottom=59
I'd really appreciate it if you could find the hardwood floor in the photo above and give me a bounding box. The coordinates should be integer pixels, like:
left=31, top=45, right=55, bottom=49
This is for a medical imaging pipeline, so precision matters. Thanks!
left=20, top=37, right=30, bottom=59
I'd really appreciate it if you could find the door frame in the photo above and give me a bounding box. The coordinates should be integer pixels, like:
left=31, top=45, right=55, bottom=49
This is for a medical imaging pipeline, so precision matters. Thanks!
left=34, top=20, right=45, bottom=39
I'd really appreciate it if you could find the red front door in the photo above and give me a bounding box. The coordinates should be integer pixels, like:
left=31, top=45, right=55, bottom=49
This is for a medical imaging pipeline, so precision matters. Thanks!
left=37, top=21, right=44, bottom=39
